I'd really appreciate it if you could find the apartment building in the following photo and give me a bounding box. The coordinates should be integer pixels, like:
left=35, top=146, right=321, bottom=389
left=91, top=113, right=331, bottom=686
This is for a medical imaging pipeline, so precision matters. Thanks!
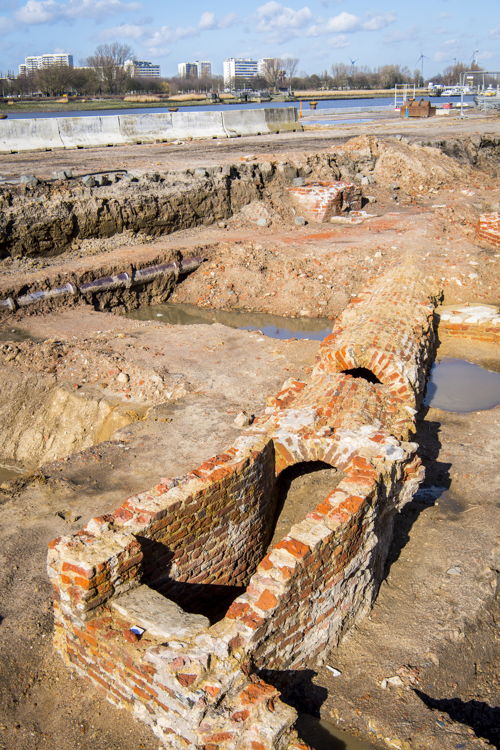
left=223, top=58, right=260, bottom=88
left=20, top=53, right=73, bottom=74
left=177, top=61, right=212, bottom=79
left=178, top=62, right=197, bottom=79
left=124, top=59, right=161, bottom=78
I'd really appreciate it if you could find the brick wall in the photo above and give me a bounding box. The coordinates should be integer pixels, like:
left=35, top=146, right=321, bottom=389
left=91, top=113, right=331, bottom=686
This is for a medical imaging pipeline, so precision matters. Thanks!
left=47, top=264, right=441, bottom=749
left=226, top=446, right=423, bottom=672
left=288, top=181, right=362, bottom=223
left=313, top=266, right=440, bottom=410
left=477, top=212, right=500, bottom=248
left=438, top=304, right=500, bottom=344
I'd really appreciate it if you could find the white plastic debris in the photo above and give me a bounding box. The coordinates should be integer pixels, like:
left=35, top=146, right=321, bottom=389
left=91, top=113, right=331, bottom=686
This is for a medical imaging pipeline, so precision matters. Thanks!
left=325, top=666, right=342, bottom=677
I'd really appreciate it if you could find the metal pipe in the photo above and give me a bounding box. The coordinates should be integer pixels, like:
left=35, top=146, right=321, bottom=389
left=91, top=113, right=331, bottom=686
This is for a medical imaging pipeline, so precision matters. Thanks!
left=179, top=256, right=204, bottom=274
left=16, top=282, right=77, bottom=307
left=0, top=297, right=16, bottom=311
left=79, top=272, right=130, bottom=294
left=132, top=261, right=179, bottom=284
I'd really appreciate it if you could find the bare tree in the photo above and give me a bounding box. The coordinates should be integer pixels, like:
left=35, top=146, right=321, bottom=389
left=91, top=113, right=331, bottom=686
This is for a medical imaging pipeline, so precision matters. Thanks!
left=262, top=58, right=284, bottom=91
left=86, top=42, right=134, bottom=94
left=282, top=57, right=298, bottom=91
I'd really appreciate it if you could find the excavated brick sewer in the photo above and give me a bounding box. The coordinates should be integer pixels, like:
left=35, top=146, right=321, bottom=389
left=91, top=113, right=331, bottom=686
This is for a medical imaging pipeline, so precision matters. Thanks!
left=47, top=264, right=440, bottom=750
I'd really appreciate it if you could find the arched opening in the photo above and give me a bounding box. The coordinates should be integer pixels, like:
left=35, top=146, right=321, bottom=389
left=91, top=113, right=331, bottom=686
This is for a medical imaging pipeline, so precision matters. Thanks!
left=268, top=461, right=344, bottom=550
left=341, top=367, right=382, bottom=384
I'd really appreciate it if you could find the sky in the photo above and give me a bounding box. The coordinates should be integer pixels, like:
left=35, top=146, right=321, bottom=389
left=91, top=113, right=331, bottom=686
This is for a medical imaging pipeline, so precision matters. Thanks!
left=0, top=0, right=499, bottom=78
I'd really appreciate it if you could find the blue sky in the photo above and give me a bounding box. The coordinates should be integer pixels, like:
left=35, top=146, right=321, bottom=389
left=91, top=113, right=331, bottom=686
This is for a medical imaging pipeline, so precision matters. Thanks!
left=0, top=0, right=498, bottom=78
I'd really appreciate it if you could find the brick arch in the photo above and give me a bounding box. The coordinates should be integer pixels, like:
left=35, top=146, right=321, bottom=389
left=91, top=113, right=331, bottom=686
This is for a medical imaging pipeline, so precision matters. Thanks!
left=317, top=343, right=415, bottom=406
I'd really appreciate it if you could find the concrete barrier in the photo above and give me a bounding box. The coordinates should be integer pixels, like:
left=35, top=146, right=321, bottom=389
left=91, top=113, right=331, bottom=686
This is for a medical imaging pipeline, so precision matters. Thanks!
left=222, top=108, right=270, bottom=137
left=118, top=112, right=173, bottom=142
left=57, top=115, right=126, bottom=148
left=0, top=117, right=64, bottom=152
left=0, top=108, right=299, bottom=153
left=169, top=110, right=226, bottom=139
left=264, top=106, right=300, bottom=133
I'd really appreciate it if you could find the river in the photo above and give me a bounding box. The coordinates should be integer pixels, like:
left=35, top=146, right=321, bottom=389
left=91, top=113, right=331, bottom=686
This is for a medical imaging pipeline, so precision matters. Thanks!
left=3, top=95, right=474, bottom=119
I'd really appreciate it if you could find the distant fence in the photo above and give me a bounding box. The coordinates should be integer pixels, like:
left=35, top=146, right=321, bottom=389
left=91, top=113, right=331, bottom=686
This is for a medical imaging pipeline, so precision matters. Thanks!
left=0, top=107, right=300, bottom=153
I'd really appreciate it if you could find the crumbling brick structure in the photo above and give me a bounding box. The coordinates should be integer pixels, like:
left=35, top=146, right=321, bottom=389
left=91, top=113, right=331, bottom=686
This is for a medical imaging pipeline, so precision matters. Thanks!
left=47, top=264, right=440, bottom=749
left=477, top=211, right=500, bottom=248
left=287, top=181, right=362, bottom=223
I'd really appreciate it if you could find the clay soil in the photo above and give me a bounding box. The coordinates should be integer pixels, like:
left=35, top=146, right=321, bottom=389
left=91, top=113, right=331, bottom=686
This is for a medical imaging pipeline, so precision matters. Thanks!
left=0, top=110, right=499, bottom=750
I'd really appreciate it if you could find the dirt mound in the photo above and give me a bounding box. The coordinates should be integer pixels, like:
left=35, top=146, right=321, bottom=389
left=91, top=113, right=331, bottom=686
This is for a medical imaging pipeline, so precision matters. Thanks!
left=373, top=139, right=473, bottom=191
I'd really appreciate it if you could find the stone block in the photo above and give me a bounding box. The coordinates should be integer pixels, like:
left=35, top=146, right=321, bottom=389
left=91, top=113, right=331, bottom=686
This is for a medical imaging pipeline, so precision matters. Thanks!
left=111, top=584, right=209, bottom=640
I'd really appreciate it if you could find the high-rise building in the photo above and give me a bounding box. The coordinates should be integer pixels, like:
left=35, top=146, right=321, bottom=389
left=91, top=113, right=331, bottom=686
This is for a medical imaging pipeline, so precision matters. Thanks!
left=177, top=62, right=198, bottom=79
left=258, top=58, right=275, bottom=76
left=194, top=61, right=212, bottom=78
left=223, top=58, right=259, bottom=89
left=22, top=53, right=74, bottom=73
left=124, top=60, right=161, bottom=78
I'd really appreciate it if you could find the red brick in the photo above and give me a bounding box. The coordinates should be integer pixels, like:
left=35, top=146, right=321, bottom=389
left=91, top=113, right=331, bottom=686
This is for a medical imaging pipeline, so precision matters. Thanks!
left=255, top=589, right=278, bottom=611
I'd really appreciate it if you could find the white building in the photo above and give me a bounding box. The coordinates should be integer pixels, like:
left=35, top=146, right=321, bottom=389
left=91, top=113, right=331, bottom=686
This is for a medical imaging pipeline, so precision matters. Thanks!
left=178, top=62, right=198, bottom=79
left=258, top=58, right=275, bottom=76
left=124, top=60, right=161, bottom=78
left=195, top=61, right=212, bottom=78
left=178, top=61, right=212, bottom=79
left=223, top=58, right=259, bottom=89
left=21, top=53, right=74, bottom=73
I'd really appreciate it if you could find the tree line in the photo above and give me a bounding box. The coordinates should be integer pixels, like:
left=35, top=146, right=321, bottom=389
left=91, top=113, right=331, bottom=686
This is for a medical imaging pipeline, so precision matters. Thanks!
left=0, top=44, right=490, bottom=98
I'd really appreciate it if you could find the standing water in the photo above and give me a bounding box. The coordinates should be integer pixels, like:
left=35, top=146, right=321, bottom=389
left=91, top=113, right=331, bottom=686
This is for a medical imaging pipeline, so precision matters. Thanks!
left=425, top=358, right=500, bottom=412
left=297, top=714, right=380, bottom=749
left=126, top=303, right=332, bottom=341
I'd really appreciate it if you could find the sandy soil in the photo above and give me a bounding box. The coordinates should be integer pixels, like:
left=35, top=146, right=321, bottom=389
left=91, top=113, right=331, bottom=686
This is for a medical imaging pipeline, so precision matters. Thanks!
left=0, top=115, right=498, bottom=750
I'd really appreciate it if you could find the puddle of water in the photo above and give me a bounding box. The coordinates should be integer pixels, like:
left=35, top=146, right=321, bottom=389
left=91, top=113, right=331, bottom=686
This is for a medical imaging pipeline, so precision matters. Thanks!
left=126, top=303, right=332, bottom=341
left=425, top=358, right=500, bottom=413
left=0, top=327, right=33, bottom=342
left=0, top=458, right=26, bottom=484
left=297, top=714, right=379, bottom=750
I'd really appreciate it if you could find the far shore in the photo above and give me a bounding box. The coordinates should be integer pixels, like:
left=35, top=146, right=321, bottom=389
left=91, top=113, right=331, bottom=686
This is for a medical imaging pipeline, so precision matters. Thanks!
left=0, top=88, right=430, bottom=114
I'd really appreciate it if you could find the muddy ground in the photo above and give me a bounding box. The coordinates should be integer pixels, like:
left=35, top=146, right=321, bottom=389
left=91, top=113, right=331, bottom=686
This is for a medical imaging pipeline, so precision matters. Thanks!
left=0, top=110, right=498, bottom=750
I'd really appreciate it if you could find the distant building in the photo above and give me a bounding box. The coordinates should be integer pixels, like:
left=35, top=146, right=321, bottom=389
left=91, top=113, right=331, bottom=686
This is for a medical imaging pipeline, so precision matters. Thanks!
left=21, top=53, right=73, bottom=74
left=124, top=60, right=161, bottom=78
left=223, top=58, right=259, bottom=89
left=195, top=61, right=212, bottom=78
left=177, top=62, right=198, bottom=79
left=258, top=58, right=275, bottom=76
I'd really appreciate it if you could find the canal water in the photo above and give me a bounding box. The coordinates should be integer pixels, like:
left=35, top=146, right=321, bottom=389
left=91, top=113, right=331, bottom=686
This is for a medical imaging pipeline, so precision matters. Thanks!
left=126, top=302, right=333, bottom=341
left=3, top=95, right=474, bottom=119
left=425, top=358, right=500, bottom=412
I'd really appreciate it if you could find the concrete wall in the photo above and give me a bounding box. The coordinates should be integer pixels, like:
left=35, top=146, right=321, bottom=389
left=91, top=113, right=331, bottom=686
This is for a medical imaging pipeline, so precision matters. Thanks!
left=0, top=107, right=299, bottom=153
left=47, top=264, right=440, bottom=749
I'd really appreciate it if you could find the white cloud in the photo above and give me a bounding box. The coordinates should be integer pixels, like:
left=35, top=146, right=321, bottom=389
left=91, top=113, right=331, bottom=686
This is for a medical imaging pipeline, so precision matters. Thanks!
left=489, top=27, right=500, bottom=39
left=327, top=34, right=349, bottom=48
left=101, top=23, right=145, bottom=39
left=325, top=11, right=360, bottom=32
left=199, top=11, right=216, bottom=30
left=15, top=0, right=141, bottom=25
left=307, top=9, right=396, bottom=38
left=363, top=13, right=396, bottom=31
left=256, top=2, right=313, bottom=32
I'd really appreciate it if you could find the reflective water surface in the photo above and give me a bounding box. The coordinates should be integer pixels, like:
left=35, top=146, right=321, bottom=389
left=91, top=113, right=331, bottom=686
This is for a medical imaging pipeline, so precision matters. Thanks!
left=425, top=358, right=500, bottom=412
left=126, top=302, right=333, bottom=341
left=297, top=714, right=380, bottom=750
left=0, top=459, right=25, bottom=485
left=3, top=95, right=474, bottom=119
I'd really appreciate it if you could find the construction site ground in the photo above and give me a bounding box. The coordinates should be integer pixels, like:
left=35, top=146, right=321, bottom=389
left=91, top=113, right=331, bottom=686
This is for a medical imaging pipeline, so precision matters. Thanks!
left=0, top=109, right=498, bottom=750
